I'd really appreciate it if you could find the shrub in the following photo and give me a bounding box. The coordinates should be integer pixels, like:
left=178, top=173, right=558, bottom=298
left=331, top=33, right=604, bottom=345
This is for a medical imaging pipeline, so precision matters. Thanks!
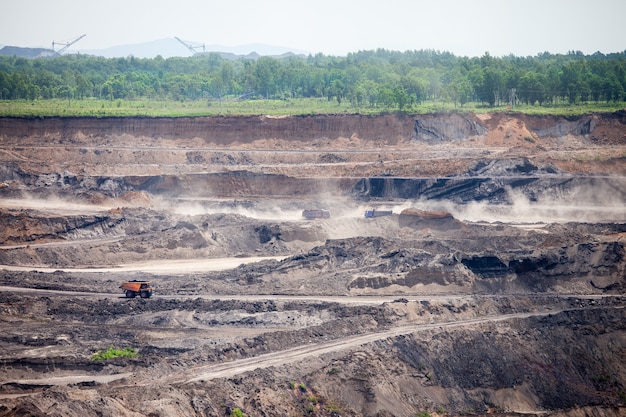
left=230, top=408, right=245, bottom=417
left=91, top=346, right=137, bottom=361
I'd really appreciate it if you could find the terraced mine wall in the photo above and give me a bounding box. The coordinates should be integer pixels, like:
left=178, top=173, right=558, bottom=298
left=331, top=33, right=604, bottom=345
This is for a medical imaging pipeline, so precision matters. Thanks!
left=1, top=112, right=625, bottom=204
left=2, top=111, right=624, bottom=143
left=0, top=114, right=417, bottom=143
left=4, top=161, right=625, bottom=205
left=354, top=175, right=626, bottom=202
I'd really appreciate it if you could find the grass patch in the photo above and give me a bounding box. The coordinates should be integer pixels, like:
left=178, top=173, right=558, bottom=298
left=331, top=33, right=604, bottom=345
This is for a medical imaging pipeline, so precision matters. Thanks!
left=1, top=98, right=624, bottom=118
left=91, top=346, right=138, bottom=362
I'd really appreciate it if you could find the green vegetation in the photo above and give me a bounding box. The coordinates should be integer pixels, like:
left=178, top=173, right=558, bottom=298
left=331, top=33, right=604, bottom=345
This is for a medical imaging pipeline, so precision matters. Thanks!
left=0, top=97, right=622, bottom=118
left=91, top=346, right=137, bottom=362
left=230, top=408, right=246, bottom=417
left=0, top=97, right=358, bottom=117
left=0, top=49, right=624, bottom=117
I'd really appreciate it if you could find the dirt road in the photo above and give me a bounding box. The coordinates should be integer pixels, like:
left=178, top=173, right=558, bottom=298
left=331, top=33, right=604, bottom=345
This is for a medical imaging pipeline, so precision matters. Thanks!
left=0, top=256, right=287, bottom=274
left=180, top=308, right=589, bottom=384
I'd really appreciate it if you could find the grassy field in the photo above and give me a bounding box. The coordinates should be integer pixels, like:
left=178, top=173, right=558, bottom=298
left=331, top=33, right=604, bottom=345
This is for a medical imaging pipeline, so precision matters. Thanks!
left=0, top=98, right=624, bottom=117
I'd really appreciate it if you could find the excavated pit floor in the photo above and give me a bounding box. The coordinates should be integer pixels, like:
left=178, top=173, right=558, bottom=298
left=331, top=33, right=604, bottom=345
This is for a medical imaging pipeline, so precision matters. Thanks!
left=0, top=112, right=625, bottom=417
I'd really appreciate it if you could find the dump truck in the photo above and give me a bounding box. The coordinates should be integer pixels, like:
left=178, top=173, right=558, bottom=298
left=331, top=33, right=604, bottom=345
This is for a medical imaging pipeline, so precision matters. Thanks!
left=120, top=280, right=153, bottom=298
left=302, top=209, right=331, bottom=220
left=364, top=209, right=393, bottom=218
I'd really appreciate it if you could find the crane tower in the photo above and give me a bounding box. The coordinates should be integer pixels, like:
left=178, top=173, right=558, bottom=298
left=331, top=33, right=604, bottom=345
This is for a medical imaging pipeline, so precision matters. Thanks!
left=52, top=34, right=86, bottom=56
left=175, top=37, right=206, bottom=56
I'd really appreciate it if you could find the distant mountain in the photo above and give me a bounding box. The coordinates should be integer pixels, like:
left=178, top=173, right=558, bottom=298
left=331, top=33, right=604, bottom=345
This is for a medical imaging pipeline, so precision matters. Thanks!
left=78, top=38, right=309, bottom=59
left=79, top=38, right=183, bottom=58
left=0, top=45, right=56, bottom=58
left=0, top=38, right=310, bottom=60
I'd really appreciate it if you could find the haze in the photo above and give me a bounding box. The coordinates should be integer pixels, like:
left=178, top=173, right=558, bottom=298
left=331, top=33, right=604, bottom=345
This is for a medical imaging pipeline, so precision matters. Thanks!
left=2, top=0, right=625, bottom=57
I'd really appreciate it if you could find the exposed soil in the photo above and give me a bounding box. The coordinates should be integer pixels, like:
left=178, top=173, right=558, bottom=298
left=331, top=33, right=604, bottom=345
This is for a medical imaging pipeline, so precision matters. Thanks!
left=0, top=111, right=625, bottom=416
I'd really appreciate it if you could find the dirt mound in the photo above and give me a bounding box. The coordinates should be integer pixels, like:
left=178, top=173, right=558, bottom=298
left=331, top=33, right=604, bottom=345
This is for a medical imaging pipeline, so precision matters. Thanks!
left=398, top=208, right=461, bottom=230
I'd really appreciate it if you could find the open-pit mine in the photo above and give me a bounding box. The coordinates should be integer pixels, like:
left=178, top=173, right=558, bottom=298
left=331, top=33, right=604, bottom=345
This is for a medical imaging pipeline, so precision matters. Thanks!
left=0, top=111, right=625, bottom=417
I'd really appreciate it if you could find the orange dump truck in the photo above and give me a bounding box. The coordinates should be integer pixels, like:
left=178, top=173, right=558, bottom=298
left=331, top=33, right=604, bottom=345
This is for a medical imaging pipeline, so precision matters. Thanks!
left=120, top=280, right=153, bottom=298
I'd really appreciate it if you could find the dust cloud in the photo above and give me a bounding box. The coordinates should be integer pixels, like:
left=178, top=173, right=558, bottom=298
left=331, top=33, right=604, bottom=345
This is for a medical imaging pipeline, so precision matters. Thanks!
left=3, top=182, right=623, bottom=229
left=0, top=196, right=114, bottom=214
left=166, top=198, right=305, bottom=221
left=406, top=186, right=625, bottom=224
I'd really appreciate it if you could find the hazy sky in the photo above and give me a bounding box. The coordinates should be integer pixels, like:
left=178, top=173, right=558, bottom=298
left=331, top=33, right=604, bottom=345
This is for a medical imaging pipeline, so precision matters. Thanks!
left=2, top=0, right=625, bottom=57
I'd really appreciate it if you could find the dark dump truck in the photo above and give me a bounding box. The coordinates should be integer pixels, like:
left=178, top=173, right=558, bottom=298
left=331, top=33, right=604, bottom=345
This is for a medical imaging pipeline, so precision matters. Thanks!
left=302, top=209, right=331, bottom=220
left=364, top=209, right=393, bottom=218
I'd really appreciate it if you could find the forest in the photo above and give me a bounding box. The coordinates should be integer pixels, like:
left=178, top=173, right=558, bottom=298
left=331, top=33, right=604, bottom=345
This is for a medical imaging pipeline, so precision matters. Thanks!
left=0, top=48, right=625, bottom=111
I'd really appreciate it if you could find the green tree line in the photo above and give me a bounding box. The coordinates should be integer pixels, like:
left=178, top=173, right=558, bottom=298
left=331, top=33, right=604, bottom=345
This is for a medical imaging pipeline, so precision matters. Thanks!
left=1, top=49, right=625, bottom=110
